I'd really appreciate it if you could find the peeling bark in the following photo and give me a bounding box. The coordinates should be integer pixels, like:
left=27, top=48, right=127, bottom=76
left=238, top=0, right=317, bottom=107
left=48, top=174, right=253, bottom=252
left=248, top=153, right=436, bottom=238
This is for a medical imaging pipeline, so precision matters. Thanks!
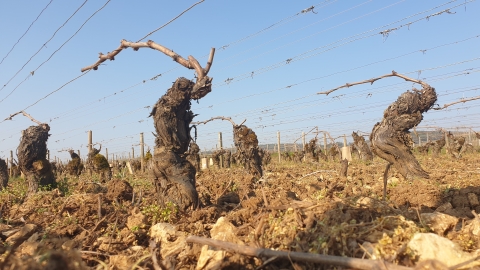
left=186, top=141, right=201, bottom=172
left=17, top=124, right=56, bottom=194
left=352, top=132, right=373, bottom=161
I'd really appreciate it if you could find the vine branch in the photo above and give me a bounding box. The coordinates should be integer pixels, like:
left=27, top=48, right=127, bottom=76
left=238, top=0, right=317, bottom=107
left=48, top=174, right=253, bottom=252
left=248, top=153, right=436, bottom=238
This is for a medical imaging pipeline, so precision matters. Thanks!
left=433, top=96, right=480, bottom=110
left=4, top=110, right=43, bottom=125
left=318, top=71, right=429, bottom=95
left=81, top=40, right=215, bottom=81
left=186, top=236, right=412, bottom=270
left=192, top=116, right=246, bottom=127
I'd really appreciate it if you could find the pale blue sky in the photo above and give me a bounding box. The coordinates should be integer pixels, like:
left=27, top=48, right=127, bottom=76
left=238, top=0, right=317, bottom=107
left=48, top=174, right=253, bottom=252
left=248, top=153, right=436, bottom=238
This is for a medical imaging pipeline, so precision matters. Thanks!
left=1, top=0, right=479, bottom=161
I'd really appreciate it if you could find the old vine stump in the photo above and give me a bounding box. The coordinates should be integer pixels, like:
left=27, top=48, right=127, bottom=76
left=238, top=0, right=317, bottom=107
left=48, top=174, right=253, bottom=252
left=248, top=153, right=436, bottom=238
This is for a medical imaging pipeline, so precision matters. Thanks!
left=352, top=132, right=373, bottom=162
left=66, top=150, right=83, bottom=177
left=18, top=124, right=56, bottom=194
left=370, top=84, right=437, bottom=200
left=150, top=77, right=212, bottom=210
left=86, top=147, right=111, bottom=182
left=233, top=125, right=263, bottom=177
left=0, top=158, right=8, bottom=189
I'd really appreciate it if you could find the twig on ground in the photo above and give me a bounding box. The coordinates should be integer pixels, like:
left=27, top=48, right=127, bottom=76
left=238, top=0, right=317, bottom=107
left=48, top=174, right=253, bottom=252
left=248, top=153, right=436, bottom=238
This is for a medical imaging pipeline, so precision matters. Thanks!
left=186, top=236, right=412, bottom=270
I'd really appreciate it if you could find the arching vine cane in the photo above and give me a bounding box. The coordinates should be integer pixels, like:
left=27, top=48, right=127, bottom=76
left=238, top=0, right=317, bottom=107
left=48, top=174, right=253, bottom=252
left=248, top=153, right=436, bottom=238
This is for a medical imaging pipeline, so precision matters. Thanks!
left=82, top=41, right=215, bottom=210
left=319, top=71, right=437, bottom=200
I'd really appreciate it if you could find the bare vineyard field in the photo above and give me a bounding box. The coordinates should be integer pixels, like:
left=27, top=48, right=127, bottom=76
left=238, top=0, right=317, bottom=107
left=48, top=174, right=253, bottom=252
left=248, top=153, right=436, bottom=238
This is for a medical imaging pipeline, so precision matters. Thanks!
left=1, top=151, right=480, bottom=269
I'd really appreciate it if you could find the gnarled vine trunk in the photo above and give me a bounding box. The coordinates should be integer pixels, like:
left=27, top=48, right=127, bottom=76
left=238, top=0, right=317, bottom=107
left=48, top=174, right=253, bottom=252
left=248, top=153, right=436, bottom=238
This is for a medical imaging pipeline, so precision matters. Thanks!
left=86, top=146, right=111, bottom=182
left=0, top=158, right=8, bottom=189
left=352, top=132, right=373, bottom=161
left=447, top=133, right=466, bottom=158
left=17, top=124, right=56, bottom=194
left=431, top=137, right=445, bottom=157
left=223, top=150, right=231, bottom=168
left=186, top=141, right=201, bottom=172
left=150, top=76, right=213, bottom=210
left=258, top=148, right=271, bottom=167
left=370, top=85, right=436, bottom=180
left=304, top=138, right=318, bottom=162
left=233, top=125, right=263, bottom=177
left=66, top=150, right=83, bottom=177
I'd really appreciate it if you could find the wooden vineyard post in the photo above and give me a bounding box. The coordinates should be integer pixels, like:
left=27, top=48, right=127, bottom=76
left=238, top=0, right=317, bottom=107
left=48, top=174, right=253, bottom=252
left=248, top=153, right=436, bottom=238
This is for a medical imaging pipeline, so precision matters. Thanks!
left=445, top=132, right=449, bottom=154
left=88, top=130, right=93, bottom=153
left=277, top=132, right=281, bottom=163
left=106, top=148, right=109, bottom=162
left=47, top=150, right=50, bottom=161
left=132, top=147, right=135, bottom=159
left=323, top=132, right=327, bottom=153
left=218, top=132, right=224, bottom=168
left=140, top=132, right=145, bottom=172
left=77, top=150, right=80, bottom=158
left=426, top=132, right=429, bottom=143
left=302, top=131, right=306, bottom=151
left=9, top=150, right=13, bottom=177
left=342, top=134, right=352, bottom=161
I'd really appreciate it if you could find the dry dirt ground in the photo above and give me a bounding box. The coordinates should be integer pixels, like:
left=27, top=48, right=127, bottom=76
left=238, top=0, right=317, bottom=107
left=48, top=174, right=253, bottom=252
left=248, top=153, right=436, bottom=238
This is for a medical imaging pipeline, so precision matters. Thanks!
left=1, top=152, right=480, bottom=269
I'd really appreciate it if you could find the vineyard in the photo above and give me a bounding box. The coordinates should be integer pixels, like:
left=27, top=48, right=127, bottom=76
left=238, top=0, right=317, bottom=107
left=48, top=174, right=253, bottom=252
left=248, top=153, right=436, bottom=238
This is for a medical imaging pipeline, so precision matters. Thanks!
left=1, top=0, right=480, bottom=269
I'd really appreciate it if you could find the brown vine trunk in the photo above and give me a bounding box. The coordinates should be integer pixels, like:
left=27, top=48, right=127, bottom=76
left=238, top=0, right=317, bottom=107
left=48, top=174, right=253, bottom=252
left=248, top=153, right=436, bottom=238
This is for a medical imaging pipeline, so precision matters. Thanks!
left=258, top=148, right=271, bottom=166
left=212, top=150, right=224, bottom=168
left=17, top=124, right=56, bottom=194
left=304, top=138, right=318, bottom=162
left=416, top=145, right=429, bottom=155
left=340, top=159, right=348, bottom=178
left=149, top=76, right=212, bottom=210
left=447, top=133, right=466, bottom=158
left=431, top=137, right=445, bottom=157
left=0, top=158, right=8, bottom=189
left=86, top=147, right=111, bottom=182
left=233, top=125, right=263, bottom=177
left=186, top=141, right=201, bottom=172
left=66, top=150, right=83, bottom=177
left=223, top=150, right=231, bottom=168
left=352, top=132, right=373, bottom=161
left=370, top=85, right=437, bottom=179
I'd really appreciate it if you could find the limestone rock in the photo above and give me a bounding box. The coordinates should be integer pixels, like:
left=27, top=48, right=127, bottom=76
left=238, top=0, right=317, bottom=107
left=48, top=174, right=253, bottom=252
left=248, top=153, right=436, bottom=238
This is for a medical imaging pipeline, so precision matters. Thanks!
left=420, top=212, right=458, bottom=235
left=150, top=223, right=186, bottom=258
left=407, top=233, right=480, bottom=268
left=196, top=217, right=243, bottom=270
